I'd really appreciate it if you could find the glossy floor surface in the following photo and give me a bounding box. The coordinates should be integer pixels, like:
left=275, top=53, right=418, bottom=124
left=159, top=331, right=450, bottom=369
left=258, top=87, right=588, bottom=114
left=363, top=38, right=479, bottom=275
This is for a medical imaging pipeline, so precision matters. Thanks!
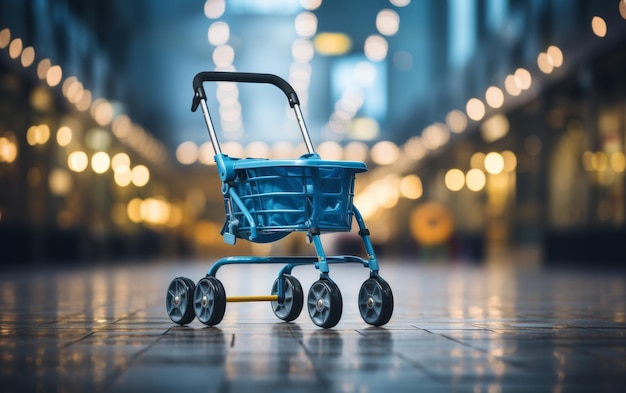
left=1, top=258, right=625, bottom=392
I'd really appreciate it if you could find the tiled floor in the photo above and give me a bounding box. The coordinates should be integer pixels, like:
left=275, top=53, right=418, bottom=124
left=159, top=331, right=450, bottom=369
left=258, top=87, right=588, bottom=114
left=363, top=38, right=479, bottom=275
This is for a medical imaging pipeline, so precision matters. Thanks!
left=1, top=258, right=625, bottom=392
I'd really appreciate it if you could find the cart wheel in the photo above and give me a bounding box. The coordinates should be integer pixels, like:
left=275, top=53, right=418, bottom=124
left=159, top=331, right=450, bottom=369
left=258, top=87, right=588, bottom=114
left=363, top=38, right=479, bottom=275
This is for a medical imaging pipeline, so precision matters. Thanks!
left=358, top=276, right=393, bottom=326
left=166, top=277, right=196, bottom=325
left=307, top=279, right=342, bottom=328
left=193, top=276, right=227, bottom=326
left=271, top=275, right=304, bottom=322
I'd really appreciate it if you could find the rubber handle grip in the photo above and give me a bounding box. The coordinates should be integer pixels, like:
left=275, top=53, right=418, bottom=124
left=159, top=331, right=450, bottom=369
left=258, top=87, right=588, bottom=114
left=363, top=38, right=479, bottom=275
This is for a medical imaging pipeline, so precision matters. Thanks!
left=192, top=71, right=300, bottom=111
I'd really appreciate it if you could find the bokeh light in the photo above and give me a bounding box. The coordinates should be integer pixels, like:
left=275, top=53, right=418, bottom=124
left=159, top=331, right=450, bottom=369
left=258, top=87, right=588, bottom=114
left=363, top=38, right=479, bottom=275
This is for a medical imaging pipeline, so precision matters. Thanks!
left=445, top=168, right=465, bottom=191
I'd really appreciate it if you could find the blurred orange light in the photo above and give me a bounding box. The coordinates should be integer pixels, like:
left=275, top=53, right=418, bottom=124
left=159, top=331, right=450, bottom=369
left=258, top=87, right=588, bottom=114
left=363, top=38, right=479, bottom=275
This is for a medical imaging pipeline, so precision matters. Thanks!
left=400, top=174, right=423, bottom=199
left=37, top=58, right=51, bottom=80
left=0, top=28, right=10, bottom=49
left=592, top=16, right=607, bottom=37
left=49, top=168, right=72, bottom=196
left=470, top=152, right=486, bottom=170
left=20, top=46, right=35, bottom=67
left=0, top=137, right=18, bottom=163
left=502, top=150, right=518, bottom=172
left=8, top=38, right=22, bottom=59
left=547, top=46, right=563, bottom=67
left=46, top=65, right=63, bottom=87
left=610, top=152, right=626, bottom=173
left=537, top=52, right=553, bottom=74
left=127, top=198, right=143, bottom=223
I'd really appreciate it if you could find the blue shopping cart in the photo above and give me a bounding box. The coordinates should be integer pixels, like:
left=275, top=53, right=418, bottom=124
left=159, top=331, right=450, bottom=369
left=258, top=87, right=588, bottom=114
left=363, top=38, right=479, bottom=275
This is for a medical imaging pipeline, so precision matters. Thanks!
left=165, top=72, right=393, bottom=328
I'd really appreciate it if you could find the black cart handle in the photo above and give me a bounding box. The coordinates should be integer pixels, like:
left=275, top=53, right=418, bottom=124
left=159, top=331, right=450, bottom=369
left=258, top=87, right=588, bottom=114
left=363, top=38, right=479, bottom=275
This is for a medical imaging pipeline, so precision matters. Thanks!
left=192, top=71, right=300, bottom=112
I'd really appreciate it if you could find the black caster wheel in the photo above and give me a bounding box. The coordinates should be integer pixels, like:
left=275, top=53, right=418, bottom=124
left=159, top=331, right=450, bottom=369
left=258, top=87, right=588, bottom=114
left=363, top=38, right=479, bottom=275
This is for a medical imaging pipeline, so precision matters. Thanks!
left=271, top=274, right=304, bottom=322
left=193, top=276, right=227, bottom=326
left=358, top=276, right=393, bottom=326
left=307, top=279, right=342, bottom=329
left=166, top=277, right=196, bottom=325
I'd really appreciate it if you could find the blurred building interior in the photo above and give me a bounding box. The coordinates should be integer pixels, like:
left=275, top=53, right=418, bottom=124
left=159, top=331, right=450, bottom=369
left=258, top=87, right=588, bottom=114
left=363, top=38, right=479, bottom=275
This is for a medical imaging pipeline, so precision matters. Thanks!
left=1, top=0, right=625, bottom=265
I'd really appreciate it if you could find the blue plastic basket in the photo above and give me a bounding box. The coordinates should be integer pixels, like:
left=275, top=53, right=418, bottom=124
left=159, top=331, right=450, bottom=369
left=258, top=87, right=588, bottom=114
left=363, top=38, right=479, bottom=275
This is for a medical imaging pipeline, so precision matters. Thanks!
left=224, top=158, right=367, bottom=241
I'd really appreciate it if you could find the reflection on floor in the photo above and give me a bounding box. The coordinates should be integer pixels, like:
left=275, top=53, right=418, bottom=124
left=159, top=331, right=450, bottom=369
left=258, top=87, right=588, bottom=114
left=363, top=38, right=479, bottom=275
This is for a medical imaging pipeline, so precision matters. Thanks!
left=1, top=259, right=625, bottom=392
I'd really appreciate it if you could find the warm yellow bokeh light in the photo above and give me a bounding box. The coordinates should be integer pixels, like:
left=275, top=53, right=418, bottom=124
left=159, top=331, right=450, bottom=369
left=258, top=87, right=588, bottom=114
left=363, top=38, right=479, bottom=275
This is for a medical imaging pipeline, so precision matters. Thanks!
left=114, top=167, right=132, bottom=187
left=470, top=152, right=486, bottom=170
left=127, top=198, right=143, bottom=223
left=400, top=174, right=423, bottom=200
left=466, top=169, right=486, bottom=192
left=26, top=124, right=51, bottom=146
left=141, top=198, right=171, bottom=225
left=111, top=152, right=131, bottom=171
left=56, top=126, right=72, bottom=147
left=313, top=33, right=352, bottom=56
left=610, top=151, right=626, bottom=173
left=0, top=137, right=18, bottom=163
left=370, top=141, right=399, bottom=165
left=91, top=152, right=110, bottom=174
left=445, top=168, right=465, bottom=191
left=501, top=150, right=518, bottom=172
left=68, top=151, right=88, bottom=172
left=48, top=168, right=72, bottom=196
left=484, top=152, right=505, bottom=174
left=131, top=165, right=150, bottom=187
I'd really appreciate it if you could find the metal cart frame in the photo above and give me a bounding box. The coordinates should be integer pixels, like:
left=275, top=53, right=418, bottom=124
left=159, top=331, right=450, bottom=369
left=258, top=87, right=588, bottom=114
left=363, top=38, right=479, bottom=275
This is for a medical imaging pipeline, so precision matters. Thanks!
left=166, top=72, right=393, bottom=328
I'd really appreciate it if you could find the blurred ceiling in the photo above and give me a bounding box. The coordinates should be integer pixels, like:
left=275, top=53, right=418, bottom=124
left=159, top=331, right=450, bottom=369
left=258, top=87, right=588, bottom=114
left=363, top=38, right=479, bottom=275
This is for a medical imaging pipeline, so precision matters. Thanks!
left=2, top=0, right=625, bottom=159
left=123, top=0, right=422, bottom=150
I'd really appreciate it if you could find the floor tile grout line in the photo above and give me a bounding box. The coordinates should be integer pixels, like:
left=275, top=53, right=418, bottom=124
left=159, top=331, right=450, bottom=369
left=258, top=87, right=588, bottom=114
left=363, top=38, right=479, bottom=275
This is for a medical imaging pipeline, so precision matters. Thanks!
left=411, top=325, right=535, bottom=371
left=357, top=327, right=445, bottom=382
left=99, top=329, right=172, bottom=393
left=288, top=324, right=333, bottom=389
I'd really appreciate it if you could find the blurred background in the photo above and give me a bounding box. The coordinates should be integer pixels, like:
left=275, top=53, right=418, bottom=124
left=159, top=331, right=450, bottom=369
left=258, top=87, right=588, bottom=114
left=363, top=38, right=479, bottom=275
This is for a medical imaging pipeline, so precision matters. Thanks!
left=1, top=0, right=625, bottom=267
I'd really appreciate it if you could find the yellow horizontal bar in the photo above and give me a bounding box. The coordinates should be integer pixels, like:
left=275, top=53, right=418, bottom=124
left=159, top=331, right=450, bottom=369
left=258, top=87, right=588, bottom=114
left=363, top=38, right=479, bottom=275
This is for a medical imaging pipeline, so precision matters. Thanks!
left=226, top=295, right=279, bottom=303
